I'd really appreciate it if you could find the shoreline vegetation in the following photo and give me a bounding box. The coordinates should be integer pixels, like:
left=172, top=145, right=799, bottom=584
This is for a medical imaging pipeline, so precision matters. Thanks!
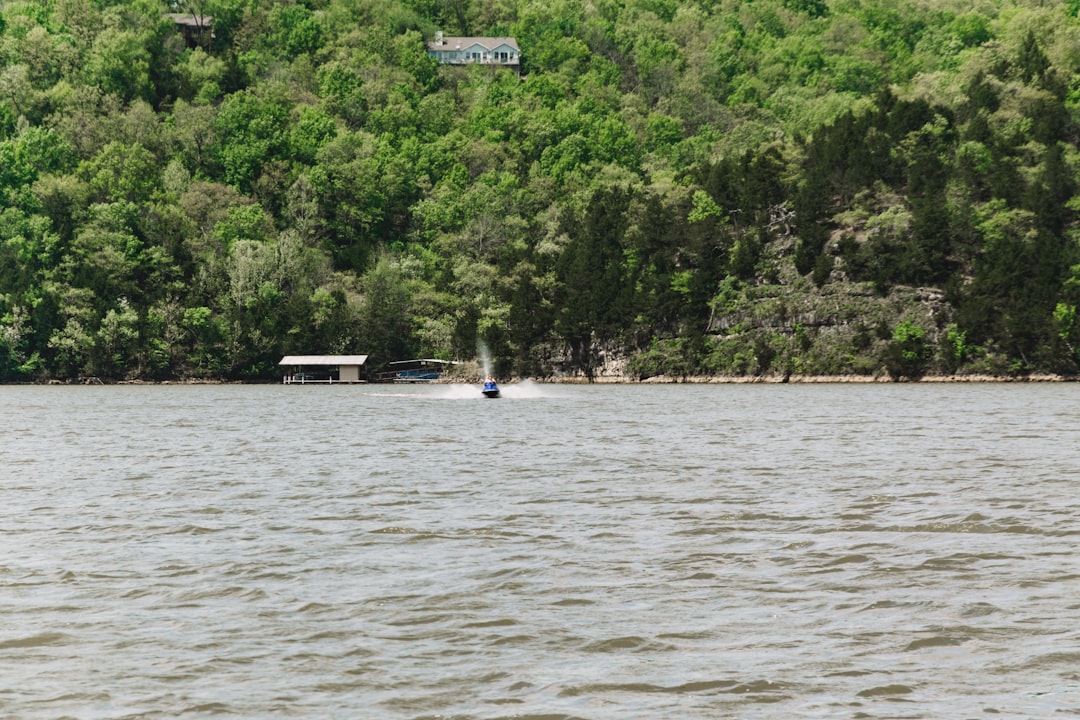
left=14, top=372, right=1077, bottom=386
left=557, top=374, right=1079, bottom=383
left=3, top=2, right=1080, bottom=383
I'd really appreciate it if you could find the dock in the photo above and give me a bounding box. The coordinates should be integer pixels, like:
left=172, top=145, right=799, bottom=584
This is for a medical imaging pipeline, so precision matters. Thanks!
left=279, top=355, right=369, bottom=384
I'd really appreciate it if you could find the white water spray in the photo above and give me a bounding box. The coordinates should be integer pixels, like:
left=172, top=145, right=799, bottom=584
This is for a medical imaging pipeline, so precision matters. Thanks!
left=477, top=340, right=494, bottom=380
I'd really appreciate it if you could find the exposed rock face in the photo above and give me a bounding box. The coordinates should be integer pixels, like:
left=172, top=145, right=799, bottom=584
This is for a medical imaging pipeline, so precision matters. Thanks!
left=540, top=234, right=967, bottom=382
left=544, top=338, right=633, bottom=381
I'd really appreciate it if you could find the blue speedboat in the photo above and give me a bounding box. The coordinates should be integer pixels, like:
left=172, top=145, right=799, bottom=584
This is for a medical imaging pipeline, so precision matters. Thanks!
left=482, top=377, right=500, bottom=398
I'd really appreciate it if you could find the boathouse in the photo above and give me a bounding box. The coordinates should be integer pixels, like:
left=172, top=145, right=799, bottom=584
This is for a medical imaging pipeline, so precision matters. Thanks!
left=426, top=33, right=520, bottom=68
left=279, top=355, right=368, bottom=384
left=376, top=359, right=459, bottom=383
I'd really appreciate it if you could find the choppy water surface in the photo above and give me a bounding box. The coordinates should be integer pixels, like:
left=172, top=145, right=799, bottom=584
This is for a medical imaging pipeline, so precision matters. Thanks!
left=3, top=382, right=1080, bottom=719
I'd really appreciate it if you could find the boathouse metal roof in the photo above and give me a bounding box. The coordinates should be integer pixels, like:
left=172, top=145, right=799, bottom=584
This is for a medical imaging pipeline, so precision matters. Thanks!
left=386, top=358, right=457, bottom=366
left=279, top=355, right=369, bottom=366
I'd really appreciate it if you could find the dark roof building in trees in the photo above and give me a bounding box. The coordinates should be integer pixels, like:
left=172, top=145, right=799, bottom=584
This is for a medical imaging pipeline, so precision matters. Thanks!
left=166, top=14, right=214, bottom=48
left=426, top=33, right=520, bottom=68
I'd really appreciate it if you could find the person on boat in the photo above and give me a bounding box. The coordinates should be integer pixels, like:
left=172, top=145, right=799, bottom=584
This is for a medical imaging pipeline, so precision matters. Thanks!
left=483, top=375, right=498, bottom=391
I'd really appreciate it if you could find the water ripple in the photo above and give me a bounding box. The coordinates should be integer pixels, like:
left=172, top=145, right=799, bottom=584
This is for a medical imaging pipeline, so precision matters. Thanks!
left=2, top=383, right=1080, bottom=718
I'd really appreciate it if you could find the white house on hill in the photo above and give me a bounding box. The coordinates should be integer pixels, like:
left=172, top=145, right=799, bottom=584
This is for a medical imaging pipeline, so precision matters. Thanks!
left=427, top=33, right=520, bottom=68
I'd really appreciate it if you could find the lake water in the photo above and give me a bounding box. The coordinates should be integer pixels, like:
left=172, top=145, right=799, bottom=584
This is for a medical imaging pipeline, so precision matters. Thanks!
left=3, top=382, right=1080, bottom=719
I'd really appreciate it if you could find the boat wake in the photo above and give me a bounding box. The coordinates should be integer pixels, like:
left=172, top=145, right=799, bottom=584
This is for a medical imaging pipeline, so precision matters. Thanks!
left=365, top=379, right=555, bottom=399
left=499, top=379, right=549, bottom=398
left=436, top=384, right=486, bottom=399
left=432, top=379, right=553, bottom=399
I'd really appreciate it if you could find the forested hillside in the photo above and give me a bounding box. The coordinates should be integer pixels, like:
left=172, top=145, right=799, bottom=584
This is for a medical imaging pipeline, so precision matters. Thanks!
left=2, top=0, right=1080, bottom=381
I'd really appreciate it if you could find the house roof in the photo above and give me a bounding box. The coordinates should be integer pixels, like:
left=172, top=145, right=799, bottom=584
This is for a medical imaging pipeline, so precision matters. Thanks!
left=427, top=36, right=519, bottom=52
left=280, top=355, right=369, bottom=366
left=165, top=13, right=214, bottom=28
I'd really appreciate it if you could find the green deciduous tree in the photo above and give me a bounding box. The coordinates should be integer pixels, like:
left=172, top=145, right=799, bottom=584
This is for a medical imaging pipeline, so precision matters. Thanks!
left=885, top=319, right=929, bottom=379
left=212, top=86, right=289, bottom=193
left=357, top=254, right=416, bottom=368
left=80, top=141, right=160, bottom=204
left=85, top=28, right=152, bottom=103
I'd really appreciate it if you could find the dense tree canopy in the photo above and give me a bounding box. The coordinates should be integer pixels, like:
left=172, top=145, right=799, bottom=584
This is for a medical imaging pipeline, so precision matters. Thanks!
left=2, top=0, right=1080, bottom=381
